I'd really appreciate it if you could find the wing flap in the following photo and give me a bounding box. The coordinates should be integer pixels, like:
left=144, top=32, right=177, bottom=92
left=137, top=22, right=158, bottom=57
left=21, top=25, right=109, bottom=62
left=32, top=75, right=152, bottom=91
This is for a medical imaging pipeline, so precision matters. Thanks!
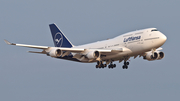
left=111, top=48, right=123, bottom=52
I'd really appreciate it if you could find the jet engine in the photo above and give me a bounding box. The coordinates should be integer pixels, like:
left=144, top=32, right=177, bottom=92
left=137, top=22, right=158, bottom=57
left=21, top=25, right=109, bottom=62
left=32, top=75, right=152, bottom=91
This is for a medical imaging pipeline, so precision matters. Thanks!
left=143, top=51, right=165, bottom=61
left=86, top=51, right=100, bottom=59
left=48, top=49, right=62, bottom=57
left=156, top=51, right=165, bottom=60
left=143, top=52, right=159, bottom=61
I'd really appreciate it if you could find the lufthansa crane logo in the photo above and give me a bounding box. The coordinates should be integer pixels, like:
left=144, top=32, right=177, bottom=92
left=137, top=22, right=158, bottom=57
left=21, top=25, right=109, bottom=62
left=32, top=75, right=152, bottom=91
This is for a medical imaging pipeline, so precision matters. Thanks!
left=54, top=32, right=63, bottom=47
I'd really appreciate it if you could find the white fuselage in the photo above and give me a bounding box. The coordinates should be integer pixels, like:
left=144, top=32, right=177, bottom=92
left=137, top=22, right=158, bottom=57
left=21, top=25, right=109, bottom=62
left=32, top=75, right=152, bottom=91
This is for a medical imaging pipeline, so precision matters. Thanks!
left=74, top=28, right=167, bottom=62
left=5, top=24, right=167, bottom=68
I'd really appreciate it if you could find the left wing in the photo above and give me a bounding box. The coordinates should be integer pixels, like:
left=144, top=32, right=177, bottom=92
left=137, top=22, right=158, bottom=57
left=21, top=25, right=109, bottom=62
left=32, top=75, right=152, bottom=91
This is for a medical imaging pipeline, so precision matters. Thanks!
left=4, top=39, right=84, bottom=52
left=4, top=39, right=48, bottom=49
left=4, top=39, right=129, bottom=53
left=4, top=40, right=131, bottom=61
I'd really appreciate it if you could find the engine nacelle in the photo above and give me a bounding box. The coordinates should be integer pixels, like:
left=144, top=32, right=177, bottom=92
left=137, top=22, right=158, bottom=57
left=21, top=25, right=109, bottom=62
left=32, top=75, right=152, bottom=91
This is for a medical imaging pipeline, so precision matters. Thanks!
left=48, top=49, right=62, bottom=57
left=156, top=51, right=165, bottom=60
left=143, top=51, right=165, bottom=61
left=86, top=51, right=100, bottom=59
left=143, top=52, right=159, bottom=61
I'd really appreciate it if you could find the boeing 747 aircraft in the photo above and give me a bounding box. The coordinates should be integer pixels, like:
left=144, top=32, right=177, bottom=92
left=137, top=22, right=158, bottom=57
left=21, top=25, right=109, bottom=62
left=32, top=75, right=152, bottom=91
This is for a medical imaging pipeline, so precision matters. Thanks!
left=4, top=24, right=167, bottom=69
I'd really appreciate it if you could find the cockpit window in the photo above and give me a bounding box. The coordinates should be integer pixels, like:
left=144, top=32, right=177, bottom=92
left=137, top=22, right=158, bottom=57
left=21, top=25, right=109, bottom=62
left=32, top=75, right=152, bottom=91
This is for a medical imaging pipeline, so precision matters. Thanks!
left=151, top=29, right=158, bottom=32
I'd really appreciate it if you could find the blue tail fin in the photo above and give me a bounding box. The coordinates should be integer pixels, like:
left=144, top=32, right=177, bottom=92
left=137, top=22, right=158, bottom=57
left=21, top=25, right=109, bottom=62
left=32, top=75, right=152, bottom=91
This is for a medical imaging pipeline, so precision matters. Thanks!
left=49, top=23, right=73, bottom=47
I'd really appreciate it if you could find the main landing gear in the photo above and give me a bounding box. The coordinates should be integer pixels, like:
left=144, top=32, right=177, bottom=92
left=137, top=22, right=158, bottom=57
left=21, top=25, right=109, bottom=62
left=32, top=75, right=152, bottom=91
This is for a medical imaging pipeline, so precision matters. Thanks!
left=95, top=60, right=130, bottom=69
left=108, top=62, right=116, bottom=69
left=96, top=61, right=116, bottom=69
left=96, top=61, right=107, bottom=68
left=122, top=61, right=129, bottom=69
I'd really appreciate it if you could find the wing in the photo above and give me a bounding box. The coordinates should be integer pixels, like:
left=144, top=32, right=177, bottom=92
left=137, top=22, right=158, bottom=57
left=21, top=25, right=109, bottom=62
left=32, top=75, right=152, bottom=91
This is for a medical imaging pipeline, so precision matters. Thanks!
left=4, top=39, right=84, bottom=52
left=4, top=40, right=131, bottom=61
left=4, top=39, right=48, bottom=49
left=4, top=39, right=130, bottom=52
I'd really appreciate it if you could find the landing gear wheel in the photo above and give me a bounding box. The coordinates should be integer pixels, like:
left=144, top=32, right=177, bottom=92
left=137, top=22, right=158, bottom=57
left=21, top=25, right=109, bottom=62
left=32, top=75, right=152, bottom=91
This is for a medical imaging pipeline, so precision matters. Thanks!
left=125, top=65, right=128, bottom=69
left=96, top=61, right=108, bottom=69
left=122, top=61, right=130, bottom=69
left=108, top=65, right=110, bottom=68
left=122, top=65, right=125, bottom=69
left=127, top=62, right=129, bottom=65
left=108, top=64, right=116, bottom=69
left=96, top=65, right=98, bottom=68
left=101, top=64, right=104, bottom=68
left=108, top=65, right=112, bottom=69
left=122, top=65, right=128, bottom=69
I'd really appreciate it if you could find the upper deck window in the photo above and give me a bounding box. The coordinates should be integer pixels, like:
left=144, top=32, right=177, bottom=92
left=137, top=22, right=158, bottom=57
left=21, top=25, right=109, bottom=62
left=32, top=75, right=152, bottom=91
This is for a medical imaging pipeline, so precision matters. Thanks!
left=151, top=29, right=158, bottom=32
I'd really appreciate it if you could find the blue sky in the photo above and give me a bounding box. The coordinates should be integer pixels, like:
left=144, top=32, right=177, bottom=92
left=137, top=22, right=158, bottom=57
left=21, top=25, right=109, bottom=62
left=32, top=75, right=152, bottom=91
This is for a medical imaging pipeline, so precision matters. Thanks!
left=0, top=0, right=180, bottom=101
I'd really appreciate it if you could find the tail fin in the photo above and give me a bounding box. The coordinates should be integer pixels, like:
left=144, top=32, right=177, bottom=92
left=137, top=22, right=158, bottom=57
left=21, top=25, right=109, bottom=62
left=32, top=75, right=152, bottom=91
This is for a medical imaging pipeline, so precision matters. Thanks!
left=49, top=23, right=74, bottom=47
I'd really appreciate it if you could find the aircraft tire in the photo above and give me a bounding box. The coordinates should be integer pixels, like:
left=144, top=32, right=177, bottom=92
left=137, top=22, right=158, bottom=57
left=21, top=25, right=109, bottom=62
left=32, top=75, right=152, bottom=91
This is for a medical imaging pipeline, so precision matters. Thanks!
left=96, top=65, right=98, bottom=68
left=127, top=62, right=129, bottom=65
left=122, top=65, right=125, bottom=69
left=108, top=65, right=112, bottom=69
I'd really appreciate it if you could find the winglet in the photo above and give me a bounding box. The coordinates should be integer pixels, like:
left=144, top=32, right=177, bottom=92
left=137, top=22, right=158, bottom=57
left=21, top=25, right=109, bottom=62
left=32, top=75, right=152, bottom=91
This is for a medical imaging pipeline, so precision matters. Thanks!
left=4, top=39, right=16, bottom=45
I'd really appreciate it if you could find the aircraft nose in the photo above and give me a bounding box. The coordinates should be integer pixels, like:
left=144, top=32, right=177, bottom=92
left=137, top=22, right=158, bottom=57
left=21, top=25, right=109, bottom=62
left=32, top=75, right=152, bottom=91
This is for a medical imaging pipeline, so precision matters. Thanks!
left=162, top=34, right=167, bottom=41
left=160, top=33, right=167, bottom=43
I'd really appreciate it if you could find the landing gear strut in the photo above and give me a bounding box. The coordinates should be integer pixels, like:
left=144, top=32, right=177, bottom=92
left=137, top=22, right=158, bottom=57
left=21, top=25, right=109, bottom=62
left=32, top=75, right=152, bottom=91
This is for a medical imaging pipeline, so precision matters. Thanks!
left=122, top=61, right=129, bottom=69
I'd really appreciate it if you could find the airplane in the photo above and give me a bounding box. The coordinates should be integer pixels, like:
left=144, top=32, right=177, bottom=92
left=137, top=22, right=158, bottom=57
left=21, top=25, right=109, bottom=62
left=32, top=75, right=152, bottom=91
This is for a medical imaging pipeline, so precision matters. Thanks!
left=4, top=23, right=167, bottom=69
